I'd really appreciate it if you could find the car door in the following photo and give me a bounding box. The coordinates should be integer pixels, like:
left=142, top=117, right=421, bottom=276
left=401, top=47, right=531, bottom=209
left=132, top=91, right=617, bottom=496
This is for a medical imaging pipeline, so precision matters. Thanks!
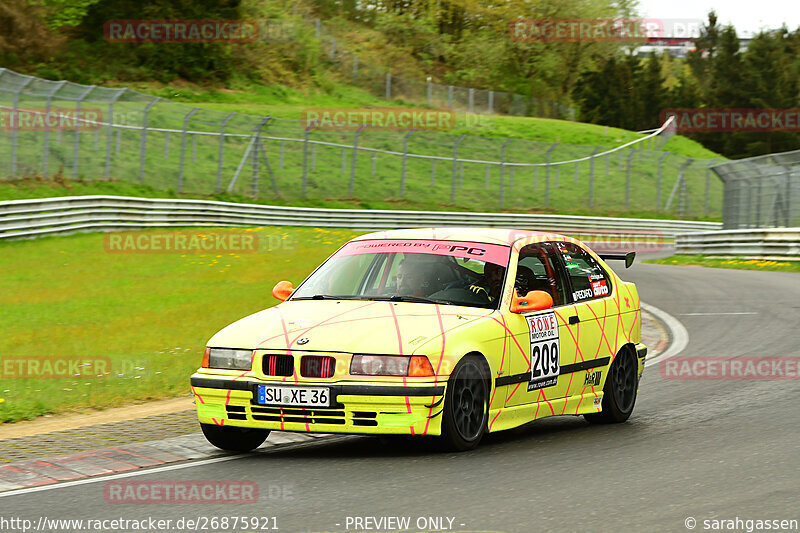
left=553, top=241, right=616, bottom=398
left=503, top=242, right=575, bottom=409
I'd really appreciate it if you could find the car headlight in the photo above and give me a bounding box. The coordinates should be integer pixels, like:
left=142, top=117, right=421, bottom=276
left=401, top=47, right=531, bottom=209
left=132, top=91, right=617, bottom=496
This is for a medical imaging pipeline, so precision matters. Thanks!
left=350, top=355, right=434, bottom=377
left=206, top=348, right=253, bottom=370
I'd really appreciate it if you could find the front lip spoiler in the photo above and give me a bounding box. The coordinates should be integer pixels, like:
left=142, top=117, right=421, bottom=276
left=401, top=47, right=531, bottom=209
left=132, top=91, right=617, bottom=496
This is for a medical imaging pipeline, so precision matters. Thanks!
left=190, top=377, right=445, bottom=400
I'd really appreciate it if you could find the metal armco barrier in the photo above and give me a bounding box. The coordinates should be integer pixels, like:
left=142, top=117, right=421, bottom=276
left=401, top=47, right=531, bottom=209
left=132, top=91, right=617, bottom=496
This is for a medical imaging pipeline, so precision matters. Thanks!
left=676, top=228, right=800, bottom=258
left=0, top=195, right=721, bottom=241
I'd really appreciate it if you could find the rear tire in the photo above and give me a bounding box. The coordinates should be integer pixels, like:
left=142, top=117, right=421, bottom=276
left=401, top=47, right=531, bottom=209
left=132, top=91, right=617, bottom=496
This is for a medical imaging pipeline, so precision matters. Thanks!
left=584, top=347, right=638, bottom=424
left=200, top=423, right=270, bottom=452
left=439, top=355, right=489, bottom=452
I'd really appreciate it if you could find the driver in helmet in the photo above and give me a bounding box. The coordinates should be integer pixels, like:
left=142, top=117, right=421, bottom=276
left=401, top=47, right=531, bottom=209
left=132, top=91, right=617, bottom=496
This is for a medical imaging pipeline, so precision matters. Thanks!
left=468, top=262, right=505, bottom=302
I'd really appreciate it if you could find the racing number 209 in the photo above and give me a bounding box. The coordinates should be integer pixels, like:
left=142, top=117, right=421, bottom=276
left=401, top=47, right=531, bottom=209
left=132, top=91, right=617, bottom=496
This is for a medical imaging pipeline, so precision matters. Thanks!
left=531, top=341, right=559, bottom=379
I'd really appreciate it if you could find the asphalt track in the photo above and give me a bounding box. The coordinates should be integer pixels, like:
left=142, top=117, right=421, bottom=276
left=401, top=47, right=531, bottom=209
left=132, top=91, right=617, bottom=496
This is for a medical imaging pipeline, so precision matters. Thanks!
left=2, top=257, right=800, bottom=533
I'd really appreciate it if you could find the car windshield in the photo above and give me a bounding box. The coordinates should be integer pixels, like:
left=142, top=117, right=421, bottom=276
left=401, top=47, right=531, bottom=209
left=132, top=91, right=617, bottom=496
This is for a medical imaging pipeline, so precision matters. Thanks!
left=291, top=239, right=511, bottom=309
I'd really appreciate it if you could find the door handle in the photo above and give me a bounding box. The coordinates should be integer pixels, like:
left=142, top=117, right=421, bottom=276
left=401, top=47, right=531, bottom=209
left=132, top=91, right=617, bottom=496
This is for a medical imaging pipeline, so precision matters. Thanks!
left=569, top=315, right=580, bottom=325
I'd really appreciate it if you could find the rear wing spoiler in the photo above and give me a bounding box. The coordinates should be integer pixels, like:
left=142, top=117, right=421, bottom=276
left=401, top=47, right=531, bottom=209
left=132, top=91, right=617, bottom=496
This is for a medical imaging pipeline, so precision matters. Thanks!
left=599, top=251, right=636, bottom=268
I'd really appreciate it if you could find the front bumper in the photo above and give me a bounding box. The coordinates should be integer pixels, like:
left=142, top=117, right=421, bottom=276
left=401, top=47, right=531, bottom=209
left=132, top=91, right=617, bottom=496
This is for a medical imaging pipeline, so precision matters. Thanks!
left=190, top=375, right=446, bottom=436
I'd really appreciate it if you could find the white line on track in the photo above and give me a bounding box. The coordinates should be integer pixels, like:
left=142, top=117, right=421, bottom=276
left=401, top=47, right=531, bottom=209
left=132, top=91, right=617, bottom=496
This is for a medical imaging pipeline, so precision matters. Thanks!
left=0, top=436, right=351, bottom=500
left=679, top=312, right=758, bottom=316
left=641, top=301, right=689, bottom=368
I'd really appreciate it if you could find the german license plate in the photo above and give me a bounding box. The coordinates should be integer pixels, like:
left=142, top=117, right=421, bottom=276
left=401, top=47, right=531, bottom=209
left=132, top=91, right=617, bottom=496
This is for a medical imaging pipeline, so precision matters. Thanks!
left=257, top=385, right=330, bottom=407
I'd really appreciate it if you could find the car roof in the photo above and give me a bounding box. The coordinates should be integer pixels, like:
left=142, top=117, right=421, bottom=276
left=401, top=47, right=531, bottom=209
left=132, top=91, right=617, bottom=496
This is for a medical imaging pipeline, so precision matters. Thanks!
left=352, top=228, right=570, bottom=246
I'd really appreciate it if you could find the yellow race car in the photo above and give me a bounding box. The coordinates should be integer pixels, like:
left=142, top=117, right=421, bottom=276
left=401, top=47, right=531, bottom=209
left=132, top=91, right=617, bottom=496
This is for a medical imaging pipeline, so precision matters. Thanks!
left=191, top=228, right=646, bottom=451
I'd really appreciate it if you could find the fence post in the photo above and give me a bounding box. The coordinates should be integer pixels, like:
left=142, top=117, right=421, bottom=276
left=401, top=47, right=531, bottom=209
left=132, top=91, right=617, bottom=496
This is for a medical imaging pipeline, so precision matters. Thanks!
left=138, top=97, right=160, bottom=184
left=10, top=76, right=34, bottom=176
left=447, top=85, right=453, bottom=109
left=42, top=80, right=66, bottom=176
left=544, top=143, right=558, bottom=207
left=625, top=149, right=636, bottom=210
left=468, top=88, right=474, bottom=114
left=450, top=135, right=466, bottom=203
left=177, top=106, right=199, bottom=192
left=704, top=159, right=717, bottom=216
left=349, top=124, right=366, bottom=197
left=665, top=159, right=693, bottom=214
left=400, top=129, right=416, bottom=197
left=499, top=139, right=513, bottom=209
left=104, top=88, right=126, bottom=179
left=315, top=18, right=320, bottom=40
left=372, top=153, right=377, bottom=177
left=588, top=146, right=601, bottom=208
left=755, top=176, right=762, bottom=228
left=250, top=116, right=275, bottom=198
left=488, top=91, right=494, bottom=115
left=215, top=112, right=236, bottom=192
left=785, top=166, right=792, bottom=227
left=431, top=160, right=436, bottom=186
left=302, top=122, right=316, bottom=198
left=72, top=84, right=96, bottom=178
left=353, top=55, right=358, bottom=82
left=657, top=152, right=670, bottom=210
left=385, top=73, right=392, bottom=100
left=484, top=165, right=490, bottom=189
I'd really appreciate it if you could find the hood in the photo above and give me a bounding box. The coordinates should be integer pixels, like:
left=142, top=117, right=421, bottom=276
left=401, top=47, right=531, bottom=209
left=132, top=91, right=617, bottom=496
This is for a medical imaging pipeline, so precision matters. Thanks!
left=207, top=299, right=491, bottom=355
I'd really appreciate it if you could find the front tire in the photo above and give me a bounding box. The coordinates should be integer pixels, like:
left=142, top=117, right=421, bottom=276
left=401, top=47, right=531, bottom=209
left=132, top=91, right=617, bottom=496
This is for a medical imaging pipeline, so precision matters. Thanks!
left=200, top=423, right=270, bottom=452
left=439, top=355, right=489, bottom=451
left=585, top=347, right=638, bottom=424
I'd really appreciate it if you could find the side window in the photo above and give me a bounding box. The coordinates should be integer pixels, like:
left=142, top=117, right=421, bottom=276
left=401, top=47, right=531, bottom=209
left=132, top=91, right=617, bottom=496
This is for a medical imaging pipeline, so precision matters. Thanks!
left=557, top=242, right=611, bottom=302
left=517, top=243, right=569, bottom=306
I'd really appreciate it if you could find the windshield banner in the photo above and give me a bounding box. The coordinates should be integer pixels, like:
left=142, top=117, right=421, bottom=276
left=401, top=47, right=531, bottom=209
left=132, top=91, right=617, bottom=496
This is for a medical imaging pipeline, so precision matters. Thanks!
left=337, top=239, right=511, bottom=266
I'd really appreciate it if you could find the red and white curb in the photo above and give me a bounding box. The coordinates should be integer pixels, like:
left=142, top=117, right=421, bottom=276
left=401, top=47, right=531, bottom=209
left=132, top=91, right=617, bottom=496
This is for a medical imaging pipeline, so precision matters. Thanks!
left=0, top=431, right=327, bottom=493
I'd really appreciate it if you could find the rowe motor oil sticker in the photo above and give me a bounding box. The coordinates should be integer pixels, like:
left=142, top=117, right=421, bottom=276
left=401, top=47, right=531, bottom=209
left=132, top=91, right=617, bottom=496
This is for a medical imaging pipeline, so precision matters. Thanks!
left=526, top=312, right=560, bottom=391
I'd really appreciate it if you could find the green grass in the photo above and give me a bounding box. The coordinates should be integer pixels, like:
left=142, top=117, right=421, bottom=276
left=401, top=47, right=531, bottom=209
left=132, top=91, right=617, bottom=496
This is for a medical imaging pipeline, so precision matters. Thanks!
left=0, top=226, right=361, bottom=423
left=644, top=255, right=800, bottom=273
left=127, top=80, right=721, bottom=159
left=1, top=75, right=724, bottom=220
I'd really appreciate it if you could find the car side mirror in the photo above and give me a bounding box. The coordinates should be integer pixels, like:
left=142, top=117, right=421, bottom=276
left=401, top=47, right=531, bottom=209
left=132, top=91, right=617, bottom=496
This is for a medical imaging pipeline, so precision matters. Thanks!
left=272, top=280, right=294, bottom=301
left=510, top=290, right=553, bottom=313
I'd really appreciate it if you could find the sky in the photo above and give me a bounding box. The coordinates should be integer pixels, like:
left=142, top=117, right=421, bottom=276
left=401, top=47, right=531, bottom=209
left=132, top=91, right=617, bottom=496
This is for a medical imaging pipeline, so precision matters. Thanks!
left=635, top=0, right=800, bottom=37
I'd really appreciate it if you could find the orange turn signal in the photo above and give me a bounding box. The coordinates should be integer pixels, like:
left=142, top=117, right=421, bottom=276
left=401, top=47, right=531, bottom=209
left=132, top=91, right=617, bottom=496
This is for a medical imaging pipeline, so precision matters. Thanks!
left=408, top=355, right=435, bottom=377
left=201, top=347, right=210, bottom=368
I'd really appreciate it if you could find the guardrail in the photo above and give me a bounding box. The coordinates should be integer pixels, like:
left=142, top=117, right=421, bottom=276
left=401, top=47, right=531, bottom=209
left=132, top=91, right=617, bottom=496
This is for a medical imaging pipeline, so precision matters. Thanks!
left=676, top=228, right=800, bottom=258
left=0, top=195, right=722, bottom=241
